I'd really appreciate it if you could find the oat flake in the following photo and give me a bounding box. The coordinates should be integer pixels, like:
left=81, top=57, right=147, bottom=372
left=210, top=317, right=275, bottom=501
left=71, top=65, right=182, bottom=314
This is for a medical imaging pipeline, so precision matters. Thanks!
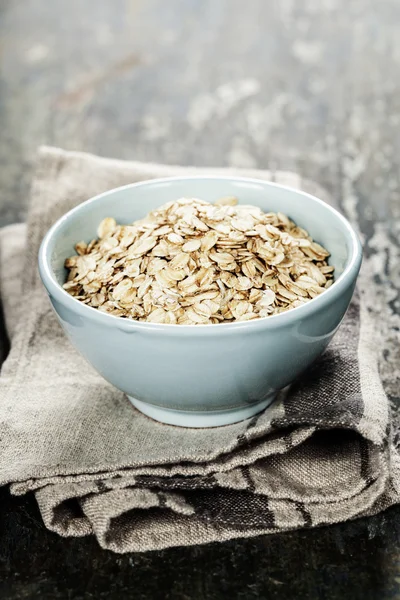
left=64, top=197, right=334, bottom=324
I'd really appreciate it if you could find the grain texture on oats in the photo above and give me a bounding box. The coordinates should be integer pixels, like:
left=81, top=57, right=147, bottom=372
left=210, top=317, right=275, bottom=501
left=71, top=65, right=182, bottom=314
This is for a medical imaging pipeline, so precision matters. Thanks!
left=63, top=197, right=334, bottom=324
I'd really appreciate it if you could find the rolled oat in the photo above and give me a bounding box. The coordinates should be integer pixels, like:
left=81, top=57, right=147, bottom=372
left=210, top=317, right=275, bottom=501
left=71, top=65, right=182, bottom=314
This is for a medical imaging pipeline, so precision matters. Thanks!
left=63, top=197, right=334, bottom=324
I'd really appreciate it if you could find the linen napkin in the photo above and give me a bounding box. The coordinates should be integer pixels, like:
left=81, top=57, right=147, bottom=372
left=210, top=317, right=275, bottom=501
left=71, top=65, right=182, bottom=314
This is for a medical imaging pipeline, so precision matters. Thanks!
left=0, top=146, right=399, bottom=554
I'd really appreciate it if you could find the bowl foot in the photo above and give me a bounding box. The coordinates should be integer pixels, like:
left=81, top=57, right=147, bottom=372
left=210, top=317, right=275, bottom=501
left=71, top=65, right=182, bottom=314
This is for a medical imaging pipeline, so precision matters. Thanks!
left=127, top=395, right=276, bottom=428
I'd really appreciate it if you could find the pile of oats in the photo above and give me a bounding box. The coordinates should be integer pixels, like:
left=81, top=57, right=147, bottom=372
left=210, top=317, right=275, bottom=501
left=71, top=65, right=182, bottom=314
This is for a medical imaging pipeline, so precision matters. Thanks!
left=63, top=197, right=334, bottom=324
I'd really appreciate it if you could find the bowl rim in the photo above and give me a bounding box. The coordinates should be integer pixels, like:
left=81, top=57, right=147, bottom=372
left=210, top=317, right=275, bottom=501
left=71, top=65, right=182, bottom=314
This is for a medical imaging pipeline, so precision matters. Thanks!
left=38, top=175, right=363, bottom=334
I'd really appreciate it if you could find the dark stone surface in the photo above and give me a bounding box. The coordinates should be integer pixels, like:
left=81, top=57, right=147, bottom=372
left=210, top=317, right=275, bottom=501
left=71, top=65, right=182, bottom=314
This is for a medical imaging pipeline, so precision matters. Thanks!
left=0, top=0, right=399, bottom=598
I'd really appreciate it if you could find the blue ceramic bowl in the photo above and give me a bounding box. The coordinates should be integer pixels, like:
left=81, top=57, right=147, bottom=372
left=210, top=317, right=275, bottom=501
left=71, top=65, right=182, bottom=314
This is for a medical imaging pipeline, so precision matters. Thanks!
left=39, top=177, right=362, bottom=427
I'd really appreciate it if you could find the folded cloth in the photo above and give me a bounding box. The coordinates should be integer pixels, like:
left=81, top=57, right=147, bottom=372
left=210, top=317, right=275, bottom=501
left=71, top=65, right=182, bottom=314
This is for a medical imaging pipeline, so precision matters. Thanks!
left=0, top=146, right=399, bottom=554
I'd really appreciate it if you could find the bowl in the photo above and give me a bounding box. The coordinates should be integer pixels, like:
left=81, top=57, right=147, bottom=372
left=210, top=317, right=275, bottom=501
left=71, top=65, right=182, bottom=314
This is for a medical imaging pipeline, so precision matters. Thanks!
left=38, top=176, right=362, bottom=428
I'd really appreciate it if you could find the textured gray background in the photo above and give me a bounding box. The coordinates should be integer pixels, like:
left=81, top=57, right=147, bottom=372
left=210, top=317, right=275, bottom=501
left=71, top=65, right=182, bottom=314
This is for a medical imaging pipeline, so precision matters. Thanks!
left=0, top=0, right=400, bottom=598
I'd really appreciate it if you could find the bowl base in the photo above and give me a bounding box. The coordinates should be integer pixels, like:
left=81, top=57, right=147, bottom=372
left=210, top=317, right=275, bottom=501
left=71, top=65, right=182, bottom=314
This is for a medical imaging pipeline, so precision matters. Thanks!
left=127, top=395, right=276, bottom=428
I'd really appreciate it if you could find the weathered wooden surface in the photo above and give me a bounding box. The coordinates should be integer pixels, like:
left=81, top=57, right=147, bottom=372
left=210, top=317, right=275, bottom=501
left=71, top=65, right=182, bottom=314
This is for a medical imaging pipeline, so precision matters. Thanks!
left=0, top=0, right=399, bottom=598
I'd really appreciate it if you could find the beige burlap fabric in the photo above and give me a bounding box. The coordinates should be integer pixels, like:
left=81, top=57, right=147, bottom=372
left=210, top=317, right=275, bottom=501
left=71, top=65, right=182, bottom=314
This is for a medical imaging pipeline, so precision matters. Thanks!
left=0, top=146, right=399, bottom=554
